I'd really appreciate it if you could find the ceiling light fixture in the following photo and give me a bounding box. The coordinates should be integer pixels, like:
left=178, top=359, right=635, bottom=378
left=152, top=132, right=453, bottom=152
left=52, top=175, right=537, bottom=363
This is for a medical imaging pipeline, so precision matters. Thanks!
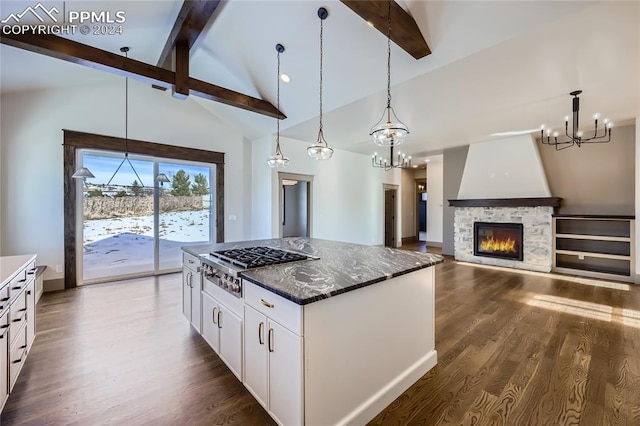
left=540, top=90, right=613, bottom=151
left=106, top=47, right=145, bottom=187
left=155, top=173, right=170, bottom=187
left=372, top=147, right=411, bottom=171
left=71, top=166, right=95, bottom=180
left=280, top=73, right=291, bottom=83
left=369, top=0, right=409, bottom=147
left=307, top=7, right=334, bottom=160
left=267, top=43, right=290, bottom=169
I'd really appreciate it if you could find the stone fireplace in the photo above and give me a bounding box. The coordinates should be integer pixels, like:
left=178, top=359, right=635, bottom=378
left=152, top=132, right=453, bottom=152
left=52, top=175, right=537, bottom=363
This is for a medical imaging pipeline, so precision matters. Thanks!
left=450, top=198, right=561, bottom=273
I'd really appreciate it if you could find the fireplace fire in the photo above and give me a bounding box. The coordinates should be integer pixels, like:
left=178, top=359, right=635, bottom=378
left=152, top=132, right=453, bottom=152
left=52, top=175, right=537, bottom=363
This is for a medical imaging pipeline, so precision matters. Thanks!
left=474, top=222, right=523, bottom=261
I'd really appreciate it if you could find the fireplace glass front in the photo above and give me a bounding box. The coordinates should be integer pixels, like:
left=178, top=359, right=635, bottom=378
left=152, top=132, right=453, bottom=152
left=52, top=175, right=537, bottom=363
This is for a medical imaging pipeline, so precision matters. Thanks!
left=474, top=222, right=524, bottom=261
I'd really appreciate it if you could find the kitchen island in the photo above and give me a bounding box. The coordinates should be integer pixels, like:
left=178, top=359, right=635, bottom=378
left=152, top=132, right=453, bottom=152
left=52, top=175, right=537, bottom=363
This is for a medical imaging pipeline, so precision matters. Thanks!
left=183, top=238, right=443, bottom=425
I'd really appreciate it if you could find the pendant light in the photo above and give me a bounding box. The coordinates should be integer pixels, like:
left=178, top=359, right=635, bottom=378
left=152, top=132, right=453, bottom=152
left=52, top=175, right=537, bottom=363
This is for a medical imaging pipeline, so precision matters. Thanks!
left=369, top=0, right=409, bottom=147
left=106, top=47, right=145, bottom=187
left=307, top=7, right=334, bottom=160
left=267, top=43, right=290, bottom=168
left=155, top=173, right=170, bottom=186
left=71, top=166, right=95, bottom=180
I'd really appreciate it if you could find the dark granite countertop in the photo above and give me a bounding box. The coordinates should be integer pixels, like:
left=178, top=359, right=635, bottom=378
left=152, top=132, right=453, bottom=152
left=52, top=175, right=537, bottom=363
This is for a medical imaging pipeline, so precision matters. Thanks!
left=183, top=238, right=444, bottom=305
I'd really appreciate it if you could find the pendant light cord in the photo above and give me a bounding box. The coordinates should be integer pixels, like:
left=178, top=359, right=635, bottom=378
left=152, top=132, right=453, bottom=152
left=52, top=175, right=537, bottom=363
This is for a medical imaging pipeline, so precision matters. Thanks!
left=386, top=0, right=392, bottom=110
left=319, top=15, right=324, bottom=136
left=107, top=47, right=144, bottom=187
left=275, top=49, right=282, bottom=156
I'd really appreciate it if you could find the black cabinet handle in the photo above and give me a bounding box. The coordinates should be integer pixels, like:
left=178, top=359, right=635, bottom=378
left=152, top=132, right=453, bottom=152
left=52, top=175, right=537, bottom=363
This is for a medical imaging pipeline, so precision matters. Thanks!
left=0, top=298, right=9, bottom=302
left=18, top=279, right=26, bottom=283
left=27, top=291, right=32, bottom=295
left=12, top=286, right=21, bottom=290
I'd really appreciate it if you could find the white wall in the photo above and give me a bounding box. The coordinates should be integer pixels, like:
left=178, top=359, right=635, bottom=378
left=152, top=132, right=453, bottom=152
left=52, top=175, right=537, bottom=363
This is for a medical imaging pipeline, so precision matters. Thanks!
left=458, top=135, right=551, bottom=199
left=401, top=169, right=416, bottom=239
left=426, top=155, right=444, bottom=244
left=251, top=136, right=401, bottom=245
left=0, top=80, right=252, bottom=281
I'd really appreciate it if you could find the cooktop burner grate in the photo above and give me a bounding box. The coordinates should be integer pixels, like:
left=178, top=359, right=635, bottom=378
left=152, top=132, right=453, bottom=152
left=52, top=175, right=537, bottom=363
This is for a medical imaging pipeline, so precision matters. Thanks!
left=210, top=246, right=309, bottom=269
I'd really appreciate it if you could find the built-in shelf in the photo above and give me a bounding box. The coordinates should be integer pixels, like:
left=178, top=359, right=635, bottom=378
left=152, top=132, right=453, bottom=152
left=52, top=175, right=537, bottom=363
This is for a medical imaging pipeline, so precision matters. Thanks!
left=555, top=233, right=631, bottom=242
left=553, top=216, right=635, bottom=282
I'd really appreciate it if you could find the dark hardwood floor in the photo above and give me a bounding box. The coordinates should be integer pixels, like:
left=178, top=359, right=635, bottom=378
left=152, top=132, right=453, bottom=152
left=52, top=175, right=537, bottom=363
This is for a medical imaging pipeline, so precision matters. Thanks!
left=3, top=260, right=639, bottom=425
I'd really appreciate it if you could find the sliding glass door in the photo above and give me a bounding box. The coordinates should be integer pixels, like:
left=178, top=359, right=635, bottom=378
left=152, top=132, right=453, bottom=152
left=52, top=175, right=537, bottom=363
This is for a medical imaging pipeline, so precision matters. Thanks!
left=80, top=150, right=215, bottom=284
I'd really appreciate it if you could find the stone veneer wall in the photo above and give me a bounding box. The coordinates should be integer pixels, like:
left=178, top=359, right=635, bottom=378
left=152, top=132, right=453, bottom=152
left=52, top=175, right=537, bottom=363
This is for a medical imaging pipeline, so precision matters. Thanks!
left=454, top=206, right=553, bottom=272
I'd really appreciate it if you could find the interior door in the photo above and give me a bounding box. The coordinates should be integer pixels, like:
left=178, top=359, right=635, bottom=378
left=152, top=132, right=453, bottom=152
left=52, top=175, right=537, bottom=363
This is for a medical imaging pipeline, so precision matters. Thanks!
left=384, top=189, right=396, bottom=247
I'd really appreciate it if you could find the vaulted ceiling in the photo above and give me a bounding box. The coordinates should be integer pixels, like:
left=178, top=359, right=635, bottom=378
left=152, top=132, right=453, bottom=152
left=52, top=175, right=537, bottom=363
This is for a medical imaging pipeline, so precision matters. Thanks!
left=1, top=1, right=638, bottom=158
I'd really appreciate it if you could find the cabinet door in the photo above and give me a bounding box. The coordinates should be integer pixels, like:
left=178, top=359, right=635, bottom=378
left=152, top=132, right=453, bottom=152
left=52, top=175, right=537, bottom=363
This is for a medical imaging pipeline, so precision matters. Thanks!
left=26, top=280, right=36, bottom=350
left=268, top=319, right=303, bottom=426
left=243, top=305, right=268, bottom=408
left=218, top=304, right=242, bottom=380
left=182, top=269, right=192, bottom=322
left=201, top=292, right=220, bottom=353
left=190, top=271, right=201, bottom=333
left=0, top=312, right=8, bottom=408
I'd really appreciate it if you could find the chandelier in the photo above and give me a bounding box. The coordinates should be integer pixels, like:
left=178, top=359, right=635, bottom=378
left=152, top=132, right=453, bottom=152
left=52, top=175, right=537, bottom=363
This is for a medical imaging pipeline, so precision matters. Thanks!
left=372, top=146, right=411, bottom=171
left=267, top=43, right=290, bottom=168
left=369, top=0, right=409, bottom=147
left=307, top=7, right=334, bottom=160
left=540, top=90, right=613, bottom=150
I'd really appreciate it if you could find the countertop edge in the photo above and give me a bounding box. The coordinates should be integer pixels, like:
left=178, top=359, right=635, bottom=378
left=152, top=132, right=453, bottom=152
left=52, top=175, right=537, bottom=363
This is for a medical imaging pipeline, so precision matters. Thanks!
left=242, top=257, right=444, bottom=305
left=1, top=254, right=37, bottom=288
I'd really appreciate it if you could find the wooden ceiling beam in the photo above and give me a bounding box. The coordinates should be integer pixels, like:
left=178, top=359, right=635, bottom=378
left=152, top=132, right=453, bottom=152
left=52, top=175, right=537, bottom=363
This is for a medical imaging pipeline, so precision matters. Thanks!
left=340, top=0, right=431, bottom=60
left=0, top=32, right=285, bottom=119
left=156, top=0, right=221, bottom=70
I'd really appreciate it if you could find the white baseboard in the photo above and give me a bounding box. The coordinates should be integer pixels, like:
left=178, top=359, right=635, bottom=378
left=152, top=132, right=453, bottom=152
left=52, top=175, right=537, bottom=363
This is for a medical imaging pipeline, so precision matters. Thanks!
left=340, top=350, right=438, bottom=426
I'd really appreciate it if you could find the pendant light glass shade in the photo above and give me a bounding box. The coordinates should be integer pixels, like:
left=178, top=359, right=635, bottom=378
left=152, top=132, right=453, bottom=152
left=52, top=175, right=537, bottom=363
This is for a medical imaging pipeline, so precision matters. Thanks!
left=369, top=0, right=409, bottom=147
left=307, top=7, right=334, bottom=160
left=268, top=43, right=289, bottom=169
left=370, top=106, right=409, bottom=146
left=72, top=167, right=95, bottom=179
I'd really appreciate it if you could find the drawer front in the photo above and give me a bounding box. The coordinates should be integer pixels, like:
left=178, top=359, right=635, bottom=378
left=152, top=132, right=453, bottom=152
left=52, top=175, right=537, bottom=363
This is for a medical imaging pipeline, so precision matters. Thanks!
left=243, top=281, right=302, bottom=336
left=26, top=261, right=37, bottom=281
left=8, top=269, right=27, bottom=299
left=0, top=311, right=9, bottom=342
left=183, top=252, right=199, bottom=270
left=0, top=284, right=10, bottom=314
left=9, top=294, right=27, bottom=346
left=9, top=324, right=27, bottom=391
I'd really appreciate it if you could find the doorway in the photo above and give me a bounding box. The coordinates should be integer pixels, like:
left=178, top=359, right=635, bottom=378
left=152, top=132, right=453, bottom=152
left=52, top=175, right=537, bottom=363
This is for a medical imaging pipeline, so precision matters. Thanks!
left=383, top=187, right=397, bottom=247
left=416, top=179, right=426, bottom=242
left=79, top=149, right=215, bottom=283
left=279, top=173, right=312, bottom=238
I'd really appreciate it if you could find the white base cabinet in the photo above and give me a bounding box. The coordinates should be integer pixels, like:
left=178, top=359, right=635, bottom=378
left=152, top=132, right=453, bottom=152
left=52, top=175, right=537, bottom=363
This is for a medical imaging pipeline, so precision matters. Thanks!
left=243, top=305, right=303, bottom=426
left=182, top=252, right=201, bottom=333
left=0, top=255, right=37, bottom=413
left=201, top=290, right=243, bottom=380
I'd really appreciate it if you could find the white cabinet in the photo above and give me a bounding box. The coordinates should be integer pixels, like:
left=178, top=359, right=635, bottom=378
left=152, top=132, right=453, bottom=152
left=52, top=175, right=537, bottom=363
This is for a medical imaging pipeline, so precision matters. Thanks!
left=243, top=284, right=303, bottom=426
left=0, top=311, right=8, bottom=410
left=0, top=254, right=37, bottom=412
left=201, top=291, right=243, bottom=380
left=182, top=253, right=201, bottom=333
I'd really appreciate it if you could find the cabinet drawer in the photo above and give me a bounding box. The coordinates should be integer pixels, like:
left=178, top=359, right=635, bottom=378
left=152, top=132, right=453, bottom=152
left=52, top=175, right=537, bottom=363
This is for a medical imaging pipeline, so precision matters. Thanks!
left=183, top=252, right=199, bottom=269
left=8, top=269, right=27, bottom=299
left=9, top=294, right=27, bottom=346
left=0, top=311, right=9, bottom=341
left=244, top=281, right=302, bottom=335
left=26, top=261, right=37, bottom=281
left=9, top=324, right=27, bottom=391
left=0, top=284, right=10, bottom=314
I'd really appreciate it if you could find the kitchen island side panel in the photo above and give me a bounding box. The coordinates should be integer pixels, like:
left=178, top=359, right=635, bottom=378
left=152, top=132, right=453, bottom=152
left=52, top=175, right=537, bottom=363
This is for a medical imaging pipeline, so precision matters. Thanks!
left=303, top=266, right=437, bottom=425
